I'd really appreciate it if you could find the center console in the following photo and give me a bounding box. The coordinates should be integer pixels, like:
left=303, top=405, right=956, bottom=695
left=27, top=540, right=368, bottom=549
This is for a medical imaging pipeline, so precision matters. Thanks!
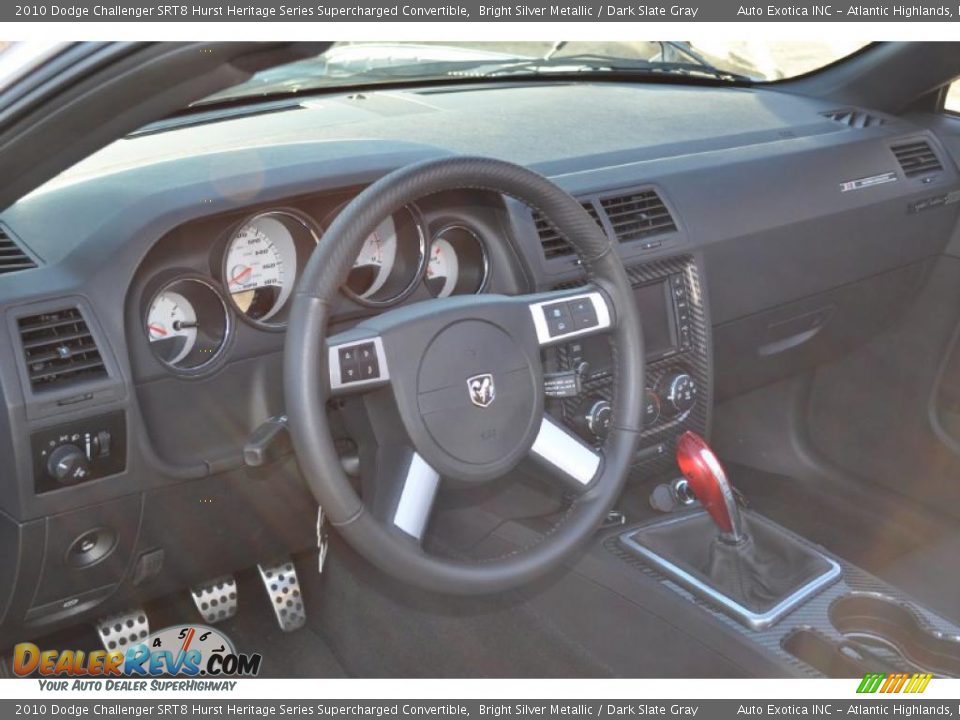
left=552, top=254, right=710, bottom=477
left=608, top=432, right=960, bottom=678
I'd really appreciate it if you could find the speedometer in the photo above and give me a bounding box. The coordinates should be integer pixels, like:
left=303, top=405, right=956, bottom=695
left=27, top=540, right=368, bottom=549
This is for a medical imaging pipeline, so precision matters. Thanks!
left=223, top=211, right=319, bottom=327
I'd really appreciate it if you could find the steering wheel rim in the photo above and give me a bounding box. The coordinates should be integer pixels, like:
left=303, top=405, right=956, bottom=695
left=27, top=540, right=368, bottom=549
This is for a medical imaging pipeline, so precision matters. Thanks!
left=284, top=156, right=645, bottom=594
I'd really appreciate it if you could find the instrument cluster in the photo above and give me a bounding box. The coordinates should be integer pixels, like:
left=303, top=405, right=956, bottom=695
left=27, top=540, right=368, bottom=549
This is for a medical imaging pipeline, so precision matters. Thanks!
left=141, top=202, right=490, bottom=374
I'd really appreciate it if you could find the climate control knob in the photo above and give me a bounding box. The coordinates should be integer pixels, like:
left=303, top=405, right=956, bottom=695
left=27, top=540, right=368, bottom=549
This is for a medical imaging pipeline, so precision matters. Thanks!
left=581, top=398, right=613, bottom=441
left=46, top=444, right=90, bottom=485
left=657, top=371, right=697, bottom=417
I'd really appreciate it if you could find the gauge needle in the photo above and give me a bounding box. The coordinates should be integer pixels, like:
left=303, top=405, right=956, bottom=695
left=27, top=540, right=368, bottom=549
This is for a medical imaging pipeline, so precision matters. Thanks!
left=230, top=266, right=252, bottom=286
left=148, top=324, right=167, bottom=337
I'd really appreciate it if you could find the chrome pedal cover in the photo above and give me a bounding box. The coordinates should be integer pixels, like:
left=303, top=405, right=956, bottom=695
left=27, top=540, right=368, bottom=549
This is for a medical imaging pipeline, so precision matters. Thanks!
left=190, top=575, right=238, bottom=624
left=257, top=559, right=305, bottom=632
left=96, top=609, right=149, bottom=652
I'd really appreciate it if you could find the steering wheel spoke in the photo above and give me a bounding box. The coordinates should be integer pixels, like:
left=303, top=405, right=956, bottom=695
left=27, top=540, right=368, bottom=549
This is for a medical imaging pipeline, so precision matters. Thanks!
left=530, top=415, right=602, bottom=493
left=365, top=443, right=441, bottom=543
left=526, top=286, right=614, bottom=348
left=327, top=333, right=391, bottom=396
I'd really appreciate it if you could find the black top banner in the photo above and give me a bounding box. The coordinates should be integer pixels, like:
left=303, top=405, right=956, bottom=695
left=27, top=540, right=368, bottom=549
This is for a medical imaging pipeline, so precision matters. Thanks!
left=5, top=0, right=960, bottom=21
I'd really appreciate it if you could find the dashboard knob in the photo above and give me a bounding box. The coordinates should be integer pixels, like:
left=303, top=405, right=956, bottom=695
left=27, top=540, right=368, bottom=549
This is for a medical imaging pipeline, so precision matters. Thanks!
left=46, top=444, right=90, bottom=485
left=657, top=371, right=697, bottom=416
left=582, top=398, right=613, bottom=440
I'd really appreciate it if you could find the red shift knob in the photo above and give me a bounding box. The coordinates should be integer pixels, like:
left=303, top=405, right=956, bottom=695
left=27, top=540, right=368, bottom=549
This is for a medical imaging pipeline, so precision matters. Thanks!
left=675, top=431, right=743, bottom=540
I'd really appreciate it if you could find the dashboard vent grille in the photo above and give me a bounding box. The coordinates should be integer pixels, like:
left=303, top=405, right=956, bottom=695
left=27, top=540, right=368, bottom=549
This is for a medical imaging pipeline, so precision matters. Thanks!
left=822, top=109, right=885, bottom=128
left=18, top=308, right=107, bottom=391
left=534, top=201, right=604, bottom=259
left=0, top=229, right=37, bottom=276
left=600, top=190, right=677, bottom=243
left=892, top=140, right=943, bottom=178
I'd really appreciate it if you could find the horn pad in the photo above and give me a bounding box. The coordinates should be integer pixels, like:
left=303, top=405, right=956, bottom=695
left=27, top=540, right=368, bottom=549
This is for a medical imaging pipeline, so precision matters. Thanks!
left=414, top=319, right=541, bottom=478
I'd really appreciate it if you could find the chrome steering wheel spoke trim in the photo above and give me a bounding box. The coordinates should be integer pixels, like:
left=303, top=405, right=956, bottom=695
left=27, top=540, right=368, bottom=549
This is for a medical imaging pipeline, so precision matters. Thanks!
left=530, top=415, right=602, bottom=490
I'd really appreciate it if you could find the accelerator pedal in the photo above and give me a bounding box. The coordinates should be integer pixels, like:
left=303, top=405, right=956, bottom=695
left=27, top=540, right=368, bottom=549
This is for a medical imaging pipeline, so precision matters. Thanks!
left=95, top=609, right=149, bottom=652
left=190, top=575, right=238, bottom=624
left=257, top=559, right=305, bottom=632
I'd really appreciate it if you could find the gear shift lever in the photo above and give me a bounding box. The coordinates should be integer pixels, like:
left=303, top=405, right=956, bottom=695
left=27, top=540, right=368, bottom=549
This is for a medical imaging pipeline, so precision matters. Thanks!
left=675, top=431, right=745, bottom=543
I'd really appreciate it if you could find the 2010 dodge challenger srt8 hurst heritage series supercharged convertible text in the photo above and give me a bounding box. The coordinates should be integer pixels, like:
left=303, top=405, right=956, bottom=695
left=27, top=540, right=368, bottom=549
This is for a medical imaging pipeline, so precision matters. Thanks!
left=2, top=40, right=960, bottom=678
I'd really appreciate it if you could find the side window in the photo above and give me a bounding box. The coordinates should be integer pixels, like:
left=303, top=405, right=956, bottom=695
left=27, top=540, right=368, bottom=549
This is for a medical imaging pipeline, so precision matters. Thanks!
left=946, top=82, right=960, bottom=114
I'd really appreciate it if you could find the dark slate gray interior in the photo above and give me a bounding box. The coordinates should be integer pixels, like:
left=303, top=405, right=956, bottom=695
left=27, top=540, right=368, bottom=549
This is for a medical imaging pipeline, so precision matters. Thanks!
left=3, top=41, right=960, bottom=678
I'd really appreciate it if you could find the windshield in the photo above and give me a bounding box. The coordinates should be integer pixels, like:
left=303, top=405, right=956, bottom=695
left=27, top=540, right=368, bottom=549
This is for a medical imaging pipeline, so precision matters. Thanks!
left=197, top=41, right=871, bottom=106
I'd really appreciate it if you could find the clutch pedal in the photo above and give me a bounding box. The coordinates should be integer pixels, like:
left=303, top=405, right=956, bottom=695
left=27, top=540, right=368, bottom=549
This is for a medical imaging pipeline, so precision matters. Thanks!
left=95, top=609, right=149, bottom=652
left=190, top=575, right=238, bottom=624
left=257, top=559, right=305, bottom=632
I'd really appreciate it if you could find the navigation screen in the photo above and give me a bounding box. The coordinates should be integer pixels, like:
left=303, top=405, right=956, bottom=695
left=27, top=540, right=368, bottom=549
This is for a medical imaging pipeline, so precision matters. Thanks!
left=634, top=280, right=677, bottom=360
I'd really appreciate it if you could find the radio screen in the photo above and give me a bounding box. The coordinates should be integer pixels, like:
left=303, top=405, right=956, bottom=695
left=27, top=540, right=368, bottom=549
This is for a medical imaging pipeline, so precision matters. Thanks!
left=633, top=280, right=677, bottom=360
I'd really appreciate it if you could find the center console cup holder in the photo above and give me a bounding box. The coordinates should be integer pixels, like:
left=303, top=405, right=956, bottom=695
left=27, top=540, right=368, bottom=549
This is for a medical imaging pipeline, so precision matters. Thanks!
left=829, top=593, right=960, bottom=676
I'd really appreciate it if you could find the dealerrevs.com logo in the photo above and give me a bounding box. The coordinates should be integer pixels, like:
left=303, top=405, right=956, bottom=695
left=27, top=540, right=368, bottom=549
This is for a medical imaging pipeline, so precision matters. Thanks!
left=12, top=624, right=262, bottom=689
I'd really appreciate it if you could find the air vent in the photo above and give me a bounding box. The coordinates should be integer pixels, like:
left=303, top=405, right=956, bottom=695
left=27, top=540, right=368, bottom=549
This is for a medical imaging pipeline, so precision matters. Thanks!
left=892, top=140, right=943, bottom=178
left=600, top=190, right=677, bottom=243
left=822, top=108, right=885, bottom=128
left=534, top=201, right=604, bottom=259
left=18, top=308, right=107, bottom=391
left=0, top=229, right=37, bottom=276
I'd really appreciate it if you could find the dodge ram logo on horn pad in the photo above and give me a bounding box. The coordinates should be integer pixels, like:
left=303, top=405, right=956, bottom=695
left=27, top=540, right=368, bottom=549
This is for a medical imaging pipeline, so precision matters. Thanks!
left=467, top=373, right=495, bottom=408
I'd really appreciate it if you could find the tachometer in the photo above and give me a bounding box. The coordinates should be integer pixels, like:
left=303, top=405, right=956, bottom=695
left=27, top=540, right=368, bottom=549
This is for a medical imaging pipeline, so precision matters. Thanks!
left=223, top=211, right=319, bottom=327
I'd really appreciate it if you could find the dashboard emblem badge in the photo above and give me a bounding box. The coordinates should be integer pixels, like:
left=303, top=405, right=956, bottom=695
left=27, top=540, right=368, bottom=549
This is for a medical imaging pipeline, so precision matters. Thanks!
left=467, top=373, right=495, bottom=408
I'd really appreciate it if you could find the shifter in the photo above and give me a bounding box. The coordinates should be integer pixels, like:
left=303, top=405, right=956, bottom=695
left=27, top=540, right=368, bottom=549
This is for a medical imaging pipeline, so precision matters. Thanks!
left=620, top=431, right=841, bottom=629
left=675, top=431, right=745, bottom=542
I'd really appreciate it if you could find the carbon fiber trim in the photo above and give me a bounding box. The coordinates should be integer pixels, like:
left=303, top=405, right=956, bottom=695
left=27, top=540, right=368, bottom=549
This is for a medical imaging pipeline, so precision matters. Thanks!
left=606, top=517, right=960, bottom=678
left=555, top=254, right=711, bottom=479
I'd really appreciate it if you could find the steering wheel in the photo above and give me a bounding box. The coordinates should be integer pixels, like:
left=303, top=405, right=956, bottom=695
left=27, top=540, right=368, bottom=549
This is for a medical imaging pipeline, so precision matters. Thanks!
left=284, top=156, right=645, bottom=594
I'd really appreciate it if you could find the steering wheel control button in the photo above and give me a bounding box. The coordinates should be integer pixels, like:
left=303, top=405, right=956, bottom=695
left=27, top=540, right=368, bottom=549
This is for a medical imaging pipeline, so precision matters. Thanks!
left=339, top=360, right=359, bottom=384
left=543, top=302, right=573, bottom=336
left=329, top=338, right=389, bottom=391
left=530, top=292, right=612, bottom=345
left=569, top=298, right=599, bottom=329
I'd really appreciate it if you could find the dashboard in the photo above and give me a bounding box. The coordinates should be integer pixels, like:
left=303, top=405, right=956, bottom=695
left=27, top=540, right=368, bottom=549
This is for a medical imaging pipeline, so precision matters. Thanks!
left=1, top=78, right=959, bottom=642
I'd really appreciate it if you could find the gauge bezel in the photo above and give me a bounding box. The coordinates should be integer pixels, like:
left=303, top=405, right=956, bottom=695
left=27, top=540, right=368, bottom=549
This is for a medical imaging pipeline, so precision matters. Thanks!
left=220, top=208, right=321, bottom=331
left=143, top=275, right=232, bottom=376
left=426, top=223, right=490, bottom=298
left=337, top=204, right=428, bottom=309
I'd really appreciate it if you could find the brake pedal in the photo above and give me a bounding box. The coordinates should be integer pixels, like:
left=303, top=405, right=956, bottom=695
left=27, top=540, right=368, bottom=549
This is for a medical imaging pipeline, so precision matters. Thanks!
left=257, top=559, right=305, bottom=632
left=190, top=575, right=238, bottom=624
left=95, top=609, right=149, bottom=652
